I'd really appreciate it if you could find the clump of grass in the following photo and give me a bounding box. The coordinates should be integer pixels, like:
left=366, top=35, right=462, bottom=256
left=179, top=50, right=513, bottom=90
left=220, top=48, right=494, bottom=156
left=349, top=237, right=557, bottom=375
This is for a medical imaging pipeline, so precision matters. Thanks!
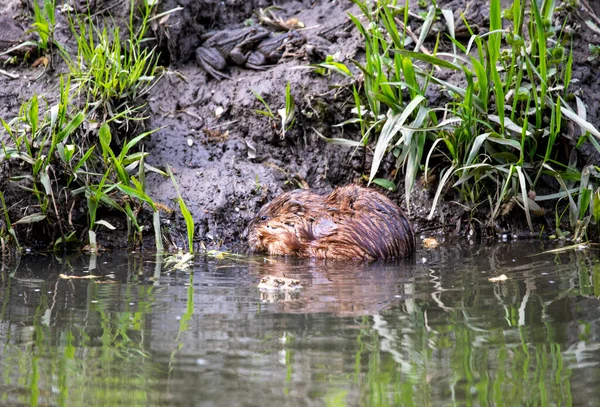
left=61, top=0, right=162, bottom=135
left=252, top=81, right=296, bottom=138
left=0, top=1, right=170, bottom=253
left=252, top=90, right=276, bottom=121
left=1, top=77, right=165, bottom=252
left=331, top=0, right=600, bottom=237
left=32, top=0, right=56, bottom=53
left=278, top=82, right=296, bottom=139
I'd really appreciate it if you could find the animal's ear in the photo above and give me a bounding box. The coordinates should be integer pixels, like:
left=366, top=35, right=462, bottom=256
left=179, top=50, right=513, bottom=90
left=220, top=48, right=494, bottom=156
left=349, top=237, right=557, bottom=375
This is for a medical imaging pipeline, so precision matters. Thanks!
left=284, top=199, right=304, bottom=214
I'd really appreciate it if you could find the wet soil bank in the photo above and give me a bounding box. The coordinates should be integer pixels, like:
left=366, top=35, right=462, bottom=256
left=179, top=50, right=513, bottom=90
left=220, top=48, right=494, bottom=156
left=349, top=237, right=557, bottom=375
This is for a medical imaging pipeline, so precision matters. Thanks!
left=0, top=0, right=599, bottom=253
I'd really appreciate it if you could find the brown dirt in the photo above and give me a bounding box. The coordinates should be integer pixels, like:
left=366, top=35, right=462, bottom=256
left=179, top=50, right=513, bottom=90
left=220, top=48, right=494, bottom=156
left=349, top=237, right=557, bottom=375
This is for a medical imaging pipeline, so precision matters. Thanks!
left=1, top=0, right=599, bottom=253
left=143, top=0, right=367, bottom=252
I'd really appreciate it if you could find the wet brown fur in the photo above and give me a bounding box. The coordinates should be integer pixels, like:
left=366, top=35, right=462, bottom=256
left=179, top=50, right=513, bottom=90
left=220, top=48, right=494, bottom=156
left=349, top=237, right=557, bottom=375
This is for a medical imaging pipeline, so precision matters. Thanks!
left=247, top=185, right=415, bottom=260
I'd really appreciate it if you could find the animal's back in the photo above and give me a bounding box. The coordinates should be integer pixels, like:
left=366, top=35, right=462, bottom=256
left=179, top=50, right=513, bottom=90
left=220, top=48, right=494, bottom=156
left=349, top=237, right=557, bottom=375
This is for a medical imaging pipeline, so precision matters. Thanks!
left=310, top=185, right=415, bottom=259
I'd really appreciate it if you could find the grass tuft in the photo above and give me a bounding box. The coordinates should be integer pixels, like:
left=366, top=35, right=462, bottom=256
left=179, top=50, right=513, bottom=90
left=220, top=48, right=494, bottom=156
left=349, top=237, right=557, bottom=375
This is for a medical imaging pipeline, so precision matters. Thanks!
left=327, top=0, right=600, bottom=237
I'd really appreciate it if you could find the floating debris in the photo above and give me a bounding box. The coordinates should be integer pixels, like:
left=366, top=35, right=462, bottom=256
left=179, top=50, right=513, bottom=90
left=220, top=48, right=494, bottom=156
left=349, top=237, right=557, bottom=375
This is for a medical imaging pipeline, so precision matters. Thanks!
left=59, top=274, right=101, bottom=280
left=541, top=243, right=592, bottom=254
left=489, top=274, right=508, bottom=282
left=164, top=250, right=194, bottom=271
left=257, top=275, right=302, bottom=290
left=422, top=237, right=439, bottom=248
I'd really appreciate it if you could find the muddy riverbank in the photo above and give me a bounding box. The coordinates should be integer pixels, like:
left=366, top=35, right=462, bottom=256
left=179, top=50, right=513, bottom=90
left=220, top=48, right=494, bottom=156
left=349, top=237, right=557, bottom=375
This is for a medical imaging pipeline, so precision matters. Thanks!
left=1, top=0, right=599, bottom=253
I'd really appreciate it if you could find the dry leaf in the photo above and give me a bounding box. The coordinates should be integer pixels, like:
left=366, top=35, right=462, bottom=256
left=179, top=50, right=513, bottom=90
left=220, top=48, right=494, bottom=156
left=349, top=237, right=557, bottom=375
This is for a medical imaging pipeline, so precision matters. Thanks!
left=422, top=237, right=439, bottom=248
left=32, top=56, right=49, bottom=68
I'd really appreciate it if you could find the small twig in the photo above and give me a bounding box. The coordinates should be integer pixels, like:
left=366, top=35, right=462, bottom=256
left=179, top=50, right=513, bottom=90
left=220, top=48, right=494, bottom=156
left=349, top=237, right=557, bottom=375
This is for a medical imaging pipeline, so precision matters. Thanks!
left=203, top=119, right=239, bottom=131
left=68, top=199, right=76, bottom=228
left=0, top=69, right=19, bottom=79
left=581, top=0, right=600, bottom=26
left=177, top=109, right=203, bottom=123
left=395, top=17, right=429, bottom=53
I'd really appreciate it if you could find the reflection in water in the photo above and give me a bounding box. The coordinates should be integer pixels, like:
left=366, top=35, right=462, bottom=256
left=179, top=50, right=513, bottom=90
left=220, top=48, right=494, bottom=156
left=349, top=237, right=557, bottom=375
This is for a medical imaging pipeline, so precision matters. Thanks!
left=249, top=256, right=415, bottom=316
left=0, top=242, right=599, bottom=405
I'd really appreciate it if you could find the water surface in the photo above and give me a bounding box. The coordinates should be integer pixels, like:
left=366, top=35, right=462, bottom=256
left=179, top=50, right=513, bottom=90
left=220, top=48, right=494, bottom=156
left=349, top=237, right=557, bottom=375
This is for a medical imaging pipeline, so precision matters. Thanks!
left=1, top=241, right=599, bottom=406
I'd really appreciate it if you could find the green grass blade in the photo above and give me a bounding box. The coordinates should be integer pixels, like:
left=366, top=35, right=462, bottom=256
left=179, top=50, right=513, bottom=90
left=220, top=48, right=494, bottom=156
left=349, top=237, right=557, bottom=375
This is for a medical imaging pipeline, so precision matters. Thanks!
left=531, top=0, right=548, bottom=110
left=167, top=166, right=195, bottom=253
left=392, top=49, right=461, bottom=70
left=369, top=95, right=425, bottom=184
left=470, top=57, right=488, bottom=110
left=490, top=60, right=505, bottom=133
left=560, top=98, right=600, bottom=138
left=251, top=90, right=274, bottom=118
left=428, top=165, right=456, bottom=220
left=116, top=184, right=156, bottom=211
left=515, top=165, right=533, bottom=232
left=489, top=0, right=502, bottom=62
left=121, top=129, right=155, bottom=160
left=402, top=57, right=419, bottom=98
left=564, top=47, right=573, bottom=96
left=464, top=132, right=491, bottom=169
left=55, top=112, right=85, bottom=144
left=99, top=122, right=112, bottom=163
left=415, top=6, right=436, bottom=52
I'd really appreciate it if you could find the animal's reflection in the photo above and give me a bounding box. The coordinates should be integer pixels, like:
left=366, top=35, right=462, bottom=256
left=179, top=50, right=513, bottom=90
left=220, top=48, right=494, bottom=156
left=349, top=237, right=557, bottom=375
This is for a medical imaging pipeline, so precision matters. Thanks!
left=248, top=256, right=415, bottom=316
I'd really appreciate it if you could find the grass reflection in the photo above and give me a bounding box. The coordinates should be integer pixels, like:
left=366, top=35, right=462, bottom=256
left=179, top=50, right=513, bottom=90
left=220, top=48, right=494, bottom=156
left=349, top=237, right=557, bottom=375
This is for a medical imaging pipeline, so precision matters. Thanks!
left=168, top=272, right=195, bottom=379
left=327, top=248, right=597, bottom=407
left=0, top=273, right=159, bottom=406
left=346, top=306, right=575, bottom=406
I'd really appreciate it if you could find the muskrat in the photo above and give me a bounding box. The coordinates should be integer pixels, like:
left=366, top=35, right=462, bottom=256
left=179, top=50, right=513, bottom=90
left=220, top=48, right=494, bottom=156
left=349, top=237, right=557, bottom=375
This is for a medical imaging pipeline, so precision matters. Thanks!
left=247, top=185, right=415, bottom=260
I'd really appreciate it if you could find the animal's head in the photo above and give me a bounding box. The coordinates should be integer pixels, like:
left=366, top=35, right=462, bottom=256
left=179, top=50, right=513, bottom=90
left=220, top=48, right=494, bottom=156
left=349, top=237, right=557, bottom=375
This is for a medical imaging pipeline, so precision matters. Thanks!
left=247, top=191, right=309, bottom=255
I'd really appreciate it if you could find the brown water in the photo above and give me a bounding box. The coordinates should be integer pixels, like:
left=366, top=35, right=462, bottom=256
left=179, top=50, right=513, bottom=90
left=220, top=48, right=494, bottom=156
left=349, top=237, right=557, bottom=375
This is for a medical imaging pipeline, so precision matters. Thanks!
left=1, top=241, right=599, bottom=406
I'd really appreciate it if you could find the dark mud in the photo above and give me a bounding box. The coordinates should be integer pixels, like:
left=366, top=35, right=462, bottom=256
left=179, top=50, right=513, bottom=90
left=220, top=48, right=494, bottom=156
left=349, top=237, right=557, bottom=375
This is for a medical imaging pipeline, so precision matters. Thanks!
left=144, top=0, right=365, bottom=251
left=0, top=0, right=599, bottom=253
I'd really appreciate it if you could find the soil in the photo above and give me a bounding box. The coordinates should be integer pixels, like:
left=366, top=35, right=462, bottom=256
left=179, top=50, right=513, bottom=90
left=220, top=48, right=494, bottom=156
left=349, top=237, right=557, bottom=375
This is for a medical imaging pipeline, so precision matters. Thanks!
left=0, top=0, right=599, bottom=254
